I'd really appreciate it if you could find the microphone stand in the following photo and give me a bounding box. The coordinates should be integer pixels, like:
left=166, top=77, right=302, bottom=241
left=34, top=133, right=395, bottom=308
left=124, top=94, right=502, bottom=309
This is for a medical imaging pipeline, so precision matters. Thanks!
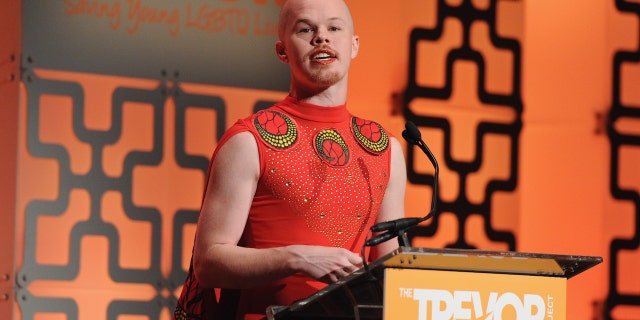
left=365, top=121, right=439, bottom=248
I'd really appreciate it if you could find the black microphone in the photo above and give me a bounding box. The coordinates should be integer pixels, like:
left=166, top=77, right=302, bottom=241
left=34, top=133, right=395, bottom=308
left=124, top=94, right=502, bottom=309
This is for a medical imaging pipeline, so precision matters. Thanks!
left=369, top=217, right=424, bottom=233
left=403, top=121, right=439, bottom=215
left=365, top=121, right=439, bottom=247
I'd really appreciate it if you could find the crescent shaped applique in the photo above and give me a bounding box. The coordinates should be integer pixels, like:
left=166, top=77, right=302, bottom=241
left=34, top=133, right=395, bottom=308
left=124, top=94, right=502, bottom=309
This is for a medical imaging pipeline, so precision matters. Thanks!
left=254, top=110, right=298, bottom=149
left=351, top=117, right=389, bottom=154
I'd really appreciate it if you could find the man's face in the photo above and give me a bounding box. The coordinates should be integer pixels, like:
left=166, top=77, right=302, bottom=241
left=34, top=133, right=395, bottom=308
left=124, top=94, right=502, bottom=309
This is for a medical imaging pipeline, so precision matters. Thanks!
left=276, top=0, right=359, bottom=91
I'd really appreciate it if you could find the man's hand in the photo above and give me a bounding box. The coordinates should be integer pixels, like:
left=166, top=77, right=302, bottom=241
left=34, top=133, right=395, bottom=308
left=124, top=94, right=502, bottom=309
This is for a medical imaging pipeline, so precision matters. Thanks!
left=285, top=245, right=363, bottom=283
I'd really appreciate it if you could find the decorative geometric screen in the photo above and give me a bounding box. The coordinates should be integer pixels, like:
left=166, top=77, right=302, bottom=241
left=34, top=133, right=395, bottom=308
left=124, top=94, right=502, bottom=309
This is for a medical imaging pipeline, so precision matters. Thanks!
left=15, top=69, right=284, bottom=319
left=16, top=1, right=285, bottom=318
left=605, top=1, right=640, bottom=318
left=402, top=0, right=522, bottom=251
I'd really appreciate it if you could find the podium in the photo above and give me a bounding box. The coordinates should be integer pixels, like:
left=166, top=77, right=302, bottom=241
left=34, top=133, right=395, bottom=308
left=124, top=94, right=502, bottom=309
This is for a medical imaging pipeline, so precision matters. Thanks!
left=266, top=247, right=602, bottom=320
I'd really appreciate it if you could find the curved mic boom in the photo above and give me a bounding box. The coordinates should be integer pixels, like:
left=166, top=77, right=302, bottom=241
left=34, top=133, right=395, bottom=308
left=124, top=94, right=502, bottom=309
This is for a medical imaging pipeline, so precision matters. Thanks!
left=365, top=121, right=440, bottom=247
left=403, top=121, right=439, bottom=214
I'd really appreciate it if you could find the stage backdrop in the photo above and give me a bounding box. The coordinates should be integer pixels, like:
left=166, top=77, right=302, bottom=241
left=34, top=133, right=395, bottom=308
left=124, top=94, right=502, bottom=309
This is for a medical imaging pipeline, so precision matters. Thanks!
left=0, top=0, right=638, bottom=319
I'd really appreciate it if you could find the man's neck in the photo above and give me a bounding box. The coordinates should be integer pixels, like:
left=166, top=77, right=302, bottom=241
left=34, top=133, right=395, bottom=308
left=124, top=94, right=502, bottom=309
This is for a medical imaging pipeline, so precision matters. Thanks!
left=289, top=79, right=349, bottom=107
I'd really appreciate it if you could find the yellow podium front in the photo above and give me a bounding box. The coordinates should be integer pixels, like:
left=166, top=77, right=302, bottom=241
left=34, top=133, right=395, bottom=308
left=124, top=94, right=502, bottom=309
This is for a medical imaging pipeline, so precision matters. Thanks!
left=384, top=268, right=566, bottom=320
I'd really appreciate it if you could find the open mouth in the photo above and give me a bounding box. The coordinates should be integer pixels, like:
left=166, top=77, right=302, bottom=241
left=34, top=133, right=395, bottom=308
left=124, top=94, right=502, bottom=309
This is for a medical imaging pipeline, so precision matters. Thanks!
left=311, top=49, right=336, bottom=63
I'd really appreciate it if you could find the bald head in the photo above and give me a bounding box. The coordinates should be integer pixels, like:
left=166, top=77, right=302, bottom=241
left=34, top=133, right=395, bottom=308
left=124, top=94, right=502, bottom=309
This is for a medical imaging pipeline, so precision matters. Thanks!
left=277, top=0, right=355, bottom=40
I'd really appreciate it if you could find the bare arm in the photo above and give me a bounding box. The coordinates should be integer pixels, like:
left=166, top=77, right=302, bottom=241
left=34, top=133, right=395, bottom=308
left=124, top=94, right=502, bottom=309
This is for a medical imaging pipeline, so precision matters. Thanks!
left=369, top=137, right=407, bottom=260
left=192, top=132, right=362, bottom=289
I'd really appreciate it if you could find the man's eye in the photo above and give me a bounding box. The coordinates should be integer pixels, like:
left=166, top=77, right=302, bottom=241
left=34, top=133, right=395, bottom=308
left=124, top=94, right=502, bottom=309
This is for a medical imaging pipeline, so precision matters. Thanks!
left=329, top=26, right=341, bottom=31
left=298, top=27, right=313, bottom=33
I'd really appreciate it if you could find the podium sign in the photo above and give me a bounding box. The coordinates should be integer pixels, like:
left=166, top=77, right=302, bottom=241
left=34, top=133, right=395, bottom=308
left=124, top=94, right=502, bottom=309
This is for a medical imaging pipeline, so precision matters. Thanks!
left=267, top=248, right=602, bottom=320
left=384, top=268, right=566, bottom=320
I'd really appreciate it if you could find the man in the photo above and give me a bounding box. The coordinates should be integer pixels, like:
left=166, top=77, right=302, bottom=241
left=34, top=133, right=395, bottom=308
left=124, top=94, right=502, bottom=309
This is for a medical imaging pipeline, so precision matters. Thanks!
left=173, top=0, right=407, bottom=319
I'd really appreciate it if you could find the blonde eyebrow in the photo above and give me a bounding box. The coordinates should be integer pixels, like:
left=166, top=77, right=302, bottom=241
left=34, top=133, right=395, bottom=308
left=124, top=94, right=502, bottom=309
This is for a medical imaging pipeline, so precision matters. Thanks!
left=294, top=17, right=347, bottom=27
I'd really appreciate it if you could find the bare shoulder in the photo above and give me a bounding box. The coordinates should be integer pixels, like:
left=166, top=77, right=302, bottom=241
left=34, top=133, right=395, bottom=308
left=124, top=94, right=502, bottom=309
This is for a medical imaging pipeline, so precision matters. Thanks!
left=389, top=136, right=403, bottom=152
left=218, top=131, right=258, bottom=154
left=207, top=130, right=261, bottom=187
left=389, top=137, right=406, bottom=166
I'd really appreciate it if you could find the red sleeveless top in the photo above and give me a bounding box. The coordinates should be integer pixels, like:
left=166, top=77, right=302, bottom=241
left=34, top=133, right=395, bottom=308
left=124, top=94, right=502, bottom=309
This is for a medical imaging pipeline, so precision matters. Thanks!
left=174, top=96, right=392, bottom=320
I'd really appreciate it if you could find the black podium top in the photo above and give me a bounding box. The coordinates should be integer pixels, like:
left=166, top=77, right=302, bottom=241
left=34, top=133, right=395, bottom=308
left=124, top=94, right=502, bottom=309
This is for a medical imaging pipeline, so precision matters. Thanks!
left=382, top=247, right=602, bottom=279
left=267, top=247, right=602, bottom=320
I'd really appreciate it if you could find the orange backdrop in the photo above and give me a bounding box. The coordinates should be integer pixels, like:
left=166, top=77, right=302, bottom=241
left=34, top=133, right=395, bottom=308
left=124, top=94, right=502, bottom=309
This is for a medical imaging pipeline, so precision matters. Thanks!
left=1, top=0, right=639, bottom=319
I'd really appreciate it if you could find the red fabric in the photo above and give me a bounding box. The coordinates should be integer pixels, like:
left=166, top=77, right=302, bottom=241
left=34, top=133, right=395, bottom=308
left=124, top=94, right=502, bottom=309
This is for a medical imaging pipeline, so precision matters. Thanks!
left=174, top=97, right=393, bottom=320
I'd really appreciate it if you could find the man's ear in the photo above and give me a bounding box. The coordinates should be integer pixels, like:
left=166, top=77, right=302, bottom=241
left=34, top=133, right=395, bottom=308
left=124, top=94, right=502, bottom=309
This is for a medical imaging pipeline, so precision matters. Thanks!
left=275, top=41, right=288, bottom=63
left=351, top=35, right=360, bottom=59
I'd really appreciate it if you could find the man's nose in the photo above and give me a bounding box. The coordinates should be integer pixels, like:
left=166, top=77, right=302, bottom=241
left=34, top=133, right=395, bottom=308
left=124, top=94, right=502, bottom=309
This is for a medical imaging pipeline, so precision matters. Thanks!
left=313, top=31, right=329, bottom=44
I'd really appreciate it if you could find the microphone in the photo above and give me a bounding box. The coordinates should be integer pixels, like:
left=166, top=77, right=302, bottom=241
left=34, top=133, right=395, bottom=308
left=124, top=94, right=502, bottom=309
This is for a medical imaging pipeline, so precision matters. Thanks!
left=365, top=121, right=439, bottom=247
left=403, top=121, right=439, bottom=215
